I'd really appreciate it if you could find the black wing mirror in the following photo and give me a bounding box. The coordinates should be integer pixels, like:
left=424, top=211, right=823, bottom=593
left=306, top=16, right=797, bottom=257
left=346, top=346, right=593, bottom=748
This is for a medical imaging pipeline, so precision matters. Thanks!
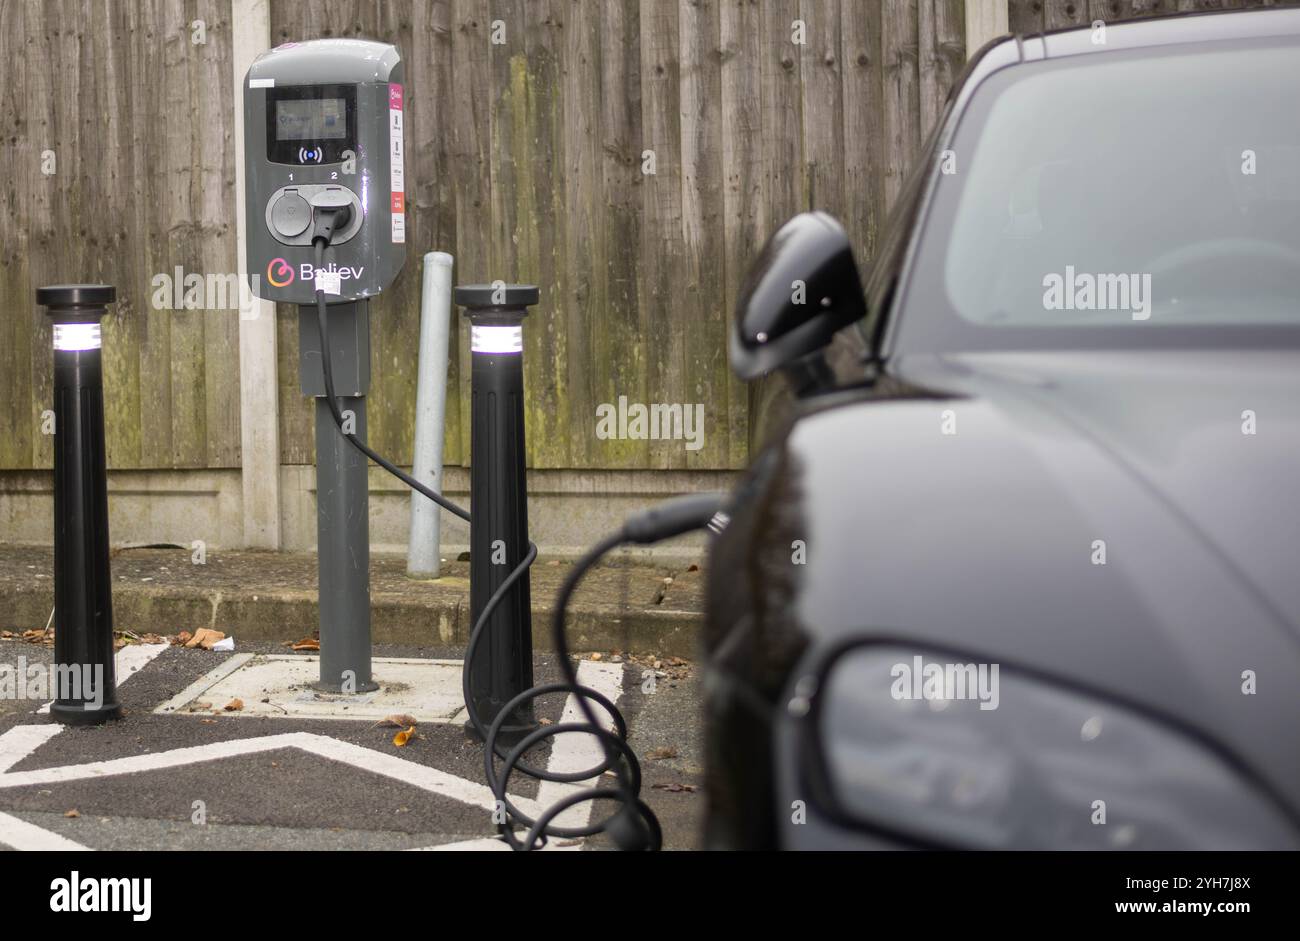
left=729, top=212, right=867, bottom=385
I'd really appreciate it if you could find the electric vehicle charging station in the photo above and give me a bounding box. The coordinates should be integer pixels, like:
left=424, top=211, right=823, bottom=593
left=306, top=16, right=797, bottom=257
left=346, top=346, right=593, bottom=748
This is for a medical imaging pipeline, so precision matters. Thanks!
left=233, top=36, right=713, bottom=851
left=243, top=38, right=406, bottom=692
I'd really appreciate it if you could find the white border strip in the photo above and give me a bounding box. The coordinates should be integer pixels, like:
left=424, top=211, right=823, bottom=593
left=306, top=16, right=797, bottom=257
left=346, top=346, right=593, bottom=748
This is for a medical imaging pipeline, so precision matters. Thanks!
left=0, top=811, right=91, bottom=851
left=0, top=731, right=545, bottom=822
left=0, top=725, right=65, bottom=775
left=534, top=661, right=625, bottom=832
left=153, top=653, right=255, bottom=714
left=37, top=642, right=171, bottom=715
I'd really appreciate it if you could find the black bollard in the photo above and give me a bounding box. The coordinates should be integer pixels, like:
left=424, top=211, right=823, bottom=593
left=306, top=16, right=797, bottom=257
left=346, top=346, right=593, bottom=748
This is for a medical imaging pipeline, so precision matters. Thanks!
left=38, top=285, right=121, bottom=725
left=456, top=284, right=539, bottom=737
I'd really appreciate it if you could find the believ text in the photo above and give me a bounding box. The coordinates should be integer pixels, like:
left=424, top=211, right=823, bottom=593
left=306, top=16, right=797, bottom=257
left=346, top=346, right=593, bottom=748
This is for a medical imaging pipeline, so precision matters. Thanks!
left=303, top=262, right=366, bottom=282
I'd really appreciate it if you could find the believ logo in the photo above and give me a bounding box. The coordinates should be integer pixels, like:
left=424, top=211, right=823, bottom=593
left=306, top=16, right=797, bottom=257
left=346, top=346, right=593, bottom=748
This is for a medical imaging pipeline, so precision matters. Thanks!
left=266, top=257, right=294, bottom=287
left=264, top=259, right=367, bottom=290
left=300, top=262, right=366, bottom=282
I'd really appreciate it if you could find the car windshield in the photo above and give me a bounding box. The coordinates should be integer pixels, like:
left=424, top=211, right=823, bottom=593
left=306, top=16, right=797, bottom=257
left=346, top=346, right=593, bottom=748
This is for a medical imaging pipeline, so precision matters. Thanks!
left=899, top=37, right=1300, bottom=352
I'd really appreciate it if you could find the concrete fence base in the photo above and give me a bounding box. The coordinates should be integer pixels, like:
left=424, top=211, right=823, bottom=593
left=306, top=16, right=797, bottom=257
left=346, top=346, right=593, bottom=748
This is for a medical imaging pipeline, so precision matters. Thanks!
left=0, top=466, right=734, bottom=562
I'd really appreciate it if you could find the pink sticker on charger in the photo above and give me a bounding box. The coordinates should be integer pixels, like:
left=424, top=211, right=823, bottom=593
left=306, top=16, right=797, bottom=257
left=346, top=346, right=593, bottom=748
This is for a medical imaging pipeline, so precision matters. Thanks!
left=389, top=83, right=403, bottom=110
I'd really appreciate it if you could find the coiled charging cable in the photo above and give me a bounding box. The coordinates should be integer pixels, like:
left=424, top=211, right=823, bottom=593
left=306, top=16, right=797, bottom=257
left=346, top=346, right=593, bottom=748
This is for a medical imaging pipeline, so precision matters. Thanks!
left=310, top=230, right=726, bottom=850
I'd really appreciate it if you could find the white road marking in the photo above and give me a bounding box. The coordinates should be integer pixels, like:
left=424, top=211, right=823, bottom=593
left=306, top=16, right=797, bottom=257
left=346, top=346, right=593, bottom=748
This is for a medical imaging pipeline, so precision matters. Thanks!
left=153, top=653, right=254, bottom=714
left=38, top=642, right=172, bottom=715
left=0, top=811, right=92, bottom=851
left=0, top=725, right=65, bottom=774
left=114, top=643, right=171, bottom=681
left=0, top=731, right=544, bottom=821
left=535, top=660, right=625, bottom=833
left=1, top=647, right=623, bottom=851
left=417, top=836, right=510, bottom=851
left=402, top=660, right=627, bottom=851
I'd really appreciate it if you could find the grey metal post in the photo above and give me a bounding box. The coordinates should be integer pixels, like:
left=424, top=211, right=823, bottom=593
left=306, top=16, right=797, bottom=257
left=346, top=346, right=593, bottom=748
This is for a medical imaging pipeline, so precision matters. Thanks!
left=407, top=252, right=454, bottom=577
left=299, top=299, right=377, bottom=693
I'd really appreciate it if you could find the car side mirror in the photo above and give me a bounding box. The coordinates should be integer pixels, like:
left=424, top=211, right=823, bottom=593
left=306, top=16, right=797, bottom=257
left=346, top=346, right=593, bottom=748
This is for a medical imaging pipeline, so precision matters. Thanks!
left=729, top=211, right=867, bottom=386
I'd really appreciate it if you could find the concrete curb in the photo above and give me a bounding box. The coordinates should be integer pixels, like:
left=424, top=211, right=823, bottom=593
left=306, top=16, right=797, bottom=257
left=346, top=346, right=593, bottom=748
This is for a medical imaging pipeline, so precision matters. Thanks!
left=0, top=547, right=705, bottom=659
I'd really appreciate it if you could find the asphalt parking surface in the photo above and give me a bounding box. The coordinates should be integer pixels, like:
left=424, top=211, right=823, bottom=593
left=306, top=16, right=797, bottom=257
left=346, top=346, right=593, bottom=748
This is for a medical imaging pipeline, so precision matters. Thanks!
left=0, top=639, right=704, bottom=851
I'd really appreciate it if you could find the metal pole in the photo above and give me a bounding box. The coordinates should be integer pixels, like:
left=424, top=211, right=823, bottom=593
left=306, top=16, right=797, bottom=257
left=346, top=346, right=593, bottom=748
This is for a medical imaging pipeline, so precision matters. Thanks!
left=38, top=284, right=122, bottom=725
left=407, top=252, right=454, bottom=577
left=298, top=299, right=376, bottom=693
left=456, top=283, right=539, bottom=736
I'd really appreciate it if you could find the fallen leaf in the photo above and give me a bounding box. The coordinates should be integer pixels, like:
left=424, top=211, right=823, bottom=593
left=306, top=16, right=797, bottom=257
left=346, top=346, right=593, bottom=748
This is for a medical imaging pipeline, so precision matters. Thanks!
left=291, top=637, right=321, bottom=651
left=64, top=809, right=80, bottom=818
left=393, top=725, right=416, bottom=747
left=174, top=631, right=193, bottom=646
left=650, top=783, right=698, bottom=793
left=646, top=746, right=678, bottom=761
left=185, top=628, right=226, bottom=650
left=223, top=698, right=244, bottom=712
left=590, top=652, right=603, bottom=661
left=372, top=714, right=418, bottom=729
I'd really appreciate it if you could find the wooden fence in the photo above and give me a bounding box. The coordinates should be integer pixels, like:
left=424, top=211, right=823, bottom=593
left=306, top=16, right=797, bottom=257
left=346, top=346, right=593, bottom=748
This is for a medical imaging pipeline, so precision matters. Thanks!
left=1010, top=0, right=1299, bottom=32
left=0, top=0, right=972, bottom=473
left=23, top=2, right=1283, bottom=473
left=272, top=0, right=969, bottom=471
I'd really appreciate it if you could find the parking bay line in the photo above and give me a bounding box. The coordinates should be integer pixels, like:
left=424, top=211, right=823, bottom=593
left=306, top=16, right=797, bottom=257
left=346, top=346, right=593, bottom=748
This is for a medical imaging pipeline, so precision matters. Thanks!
left=0, top=811, right=91, bottom=851
left=0, top=731, right=546, bottom=822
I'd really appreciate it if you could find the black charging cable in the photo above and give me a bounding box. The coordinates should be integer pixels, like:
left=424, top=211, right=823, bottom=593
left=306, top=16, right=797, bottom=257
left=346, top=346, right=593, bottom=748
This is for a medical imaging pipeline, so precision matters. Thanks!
left=310, top=217, right=726, bottom=850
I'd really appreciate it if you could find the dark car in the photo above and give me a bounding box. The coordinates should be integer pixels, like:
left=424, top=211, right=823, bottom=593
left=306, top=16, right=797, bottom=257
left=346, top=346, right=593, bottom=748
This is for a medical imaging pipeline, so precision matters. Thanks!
left=704, top=8, right=1300, bottom=850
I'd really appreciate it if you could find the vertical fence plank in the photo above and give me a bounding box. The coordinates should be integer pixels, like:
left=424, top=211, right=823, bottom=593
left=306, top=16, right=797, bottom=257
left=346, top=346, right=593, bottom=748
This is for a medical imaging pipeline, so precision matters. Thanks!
left=134, top=0, right=178, bottom=467
left=24, top=0, right=68, bottom=472
left=679, top=0, right=732, bottom=469
left=1010, top=0, right=1046, bottom=32
left=449, top=0, right=493, bottom=464
left=920, top=1, right=965, bottom=134
left=1045, top=0, right=1091, bottom=27
left=195, top=0, right=242, bottom=469
left=595, top=0, right=649, bottom=467
left=0, top=0, right=34, bottom=470
left=882, top=0, right=921, bottom=212
left=561, top=0, right=602, bottom=467
left=800, top=0, right=844, bottom=212
left=412, top=0, right=461, bottom=466
left=99, top=0, right=147, bottom=470
left=840, top=0, right=886, bottom=259
left=521, top=1, right=571, bottom=468
left=719, top=0, right=763, bottom=462
left=638, top=0, right=687, bottom=469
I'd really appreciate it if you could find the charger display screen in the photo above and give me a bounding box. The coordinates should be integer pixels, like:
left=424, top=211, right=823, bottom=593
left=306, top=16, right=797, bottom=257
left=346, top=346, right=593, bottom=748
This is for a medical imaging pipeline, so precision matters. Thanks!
left=264, top=84, right=356, bottom=165
left=276, top=98, right=346, bottom=140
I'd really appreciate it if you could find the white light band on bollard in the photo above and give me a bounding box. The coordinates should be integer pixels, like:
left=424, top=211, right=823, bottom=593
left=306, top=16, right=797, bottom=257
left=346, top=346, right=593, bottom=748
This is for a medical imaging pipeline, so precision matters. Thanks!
left=470, top=324, right=523, bottom=354
left=53, top=323, right=102, bottom=351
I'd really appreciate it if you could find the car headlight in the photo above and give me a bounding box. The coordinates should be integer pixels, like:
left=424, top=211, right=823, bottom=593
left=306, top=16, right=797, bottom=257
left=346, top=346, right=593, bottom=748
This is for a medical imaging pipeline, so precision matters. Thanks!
left=803, top=644, right=1297, bottom=850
